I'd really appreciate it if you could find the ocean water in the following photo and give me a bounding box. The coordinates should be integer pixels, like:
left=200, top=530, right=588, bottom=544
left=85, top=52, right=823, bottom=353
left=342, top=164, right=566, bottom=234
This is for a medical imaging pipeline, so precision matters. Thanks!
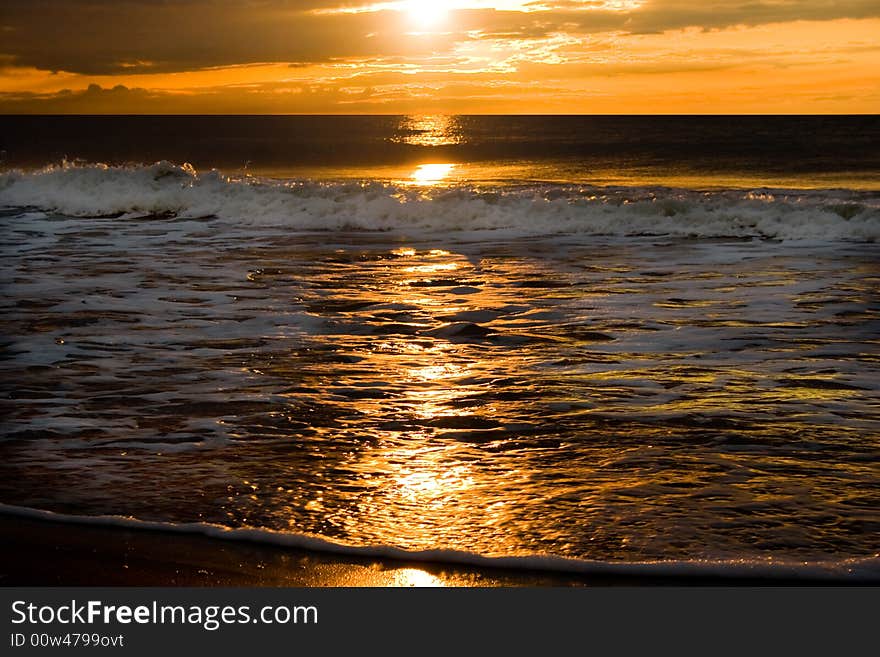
left=1, top=116, right=878, bottom=579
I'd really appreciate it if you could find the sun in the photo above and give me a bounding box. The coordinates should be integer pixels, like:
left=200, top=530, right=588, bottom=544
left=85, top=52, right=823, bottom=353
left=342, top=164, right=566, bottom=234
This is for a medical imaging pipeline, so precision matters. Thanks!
left=403, top=0, right=449, bottom=28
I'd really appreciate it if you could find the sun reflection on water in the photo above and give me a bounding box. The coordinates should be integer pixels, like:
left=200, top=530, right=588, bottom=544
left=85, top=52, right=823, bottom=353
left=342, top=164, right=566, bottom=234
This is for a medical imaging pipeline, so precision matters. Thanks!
left=246, top=244, right=676, bottom=554
left=299, top=245, right=497, bottom=549
left=390, top=115, right=463, bottom=185
left=411, top=163, right=456, bottom=185
left=393, top=115, right=464, bottom=147
left=405, top=261, right=459, bottom=274
left=194, top=236, right=880, bottom=563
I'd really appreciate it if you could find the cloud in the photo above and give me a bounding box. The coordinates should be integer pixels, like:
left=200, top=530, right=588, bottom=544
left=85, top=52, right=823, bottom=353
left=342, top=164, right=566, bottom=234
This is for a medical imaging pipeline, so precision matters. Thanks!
left=0, top=1, right=450, bottom=74
left=1, top=1, right=878, bottom=74
left=1, top=3, right=877, bottom=113
left=0, top=83, right=166, bottom=113
left=2, top=40, right=877, bottom=115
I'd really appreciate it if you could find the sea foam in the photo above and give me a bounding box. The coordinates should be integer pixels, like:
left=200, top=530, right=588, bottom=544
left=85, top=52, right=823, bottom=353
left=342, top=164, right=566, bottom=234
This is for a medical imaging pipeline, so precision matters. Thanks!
left=1, top=503, right=877, bottom=582
left=1, top=161, right=878, bottom=241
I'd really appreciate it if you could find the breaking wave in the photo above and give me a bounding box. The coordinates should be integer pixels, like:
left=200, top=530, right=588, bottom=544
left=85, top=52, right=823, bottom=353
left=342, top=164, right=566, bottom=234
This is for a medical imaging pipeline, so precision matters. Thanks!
left=1, top=161, right=879, bottom=241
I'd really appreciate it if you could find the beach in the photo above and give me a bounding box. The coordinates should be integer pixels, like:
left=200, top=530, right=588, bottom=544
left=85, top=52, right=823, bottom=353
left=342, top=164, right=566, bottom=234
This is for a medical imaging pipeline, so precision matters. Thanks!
left=5, top=511, right=876, bottom=587
left=0, top=512, right=539, bottom=587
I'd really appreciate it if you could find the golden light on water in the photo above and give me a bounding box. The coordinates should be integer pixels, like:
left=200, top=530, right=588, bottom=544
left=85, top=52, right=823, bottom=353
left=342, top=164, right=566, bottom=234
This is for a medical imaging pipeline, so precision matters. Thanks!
left=392, top=116, right=462, bottom=185
left=412, top=163, right=456, bottom=185
left=277, top=241, right=765, bottom=558
left=405, top=261, right=459, bottom=274
left=284, top=245, right=498, bottom=551
left=395, top=115, right=463, bottom=147
left=407, top=363, right=461, bottom=382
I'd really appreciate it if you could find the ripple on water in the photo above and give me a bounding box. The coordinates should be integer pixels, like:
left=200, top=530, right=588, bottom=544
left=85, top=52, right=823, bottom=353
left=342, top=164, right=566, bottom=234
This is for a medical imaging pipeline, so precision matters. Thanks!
left=0, top=218, right=878, bottom=562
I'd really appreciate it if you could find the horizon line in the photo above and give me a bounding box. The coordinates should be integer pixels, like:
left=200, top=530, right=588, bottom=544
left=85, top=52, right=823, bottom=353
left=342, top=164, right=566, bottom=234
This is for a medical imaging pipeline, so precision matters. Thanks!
left=2, top=112, right=878, bottom=118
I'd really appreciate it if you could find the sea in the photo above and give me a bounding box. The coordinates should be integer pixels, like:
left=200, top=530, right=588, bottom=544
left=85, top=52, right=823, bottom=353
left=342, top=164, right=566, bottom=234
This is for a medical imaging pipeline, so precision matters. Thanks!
left=1, top=115, right=878, bottom=581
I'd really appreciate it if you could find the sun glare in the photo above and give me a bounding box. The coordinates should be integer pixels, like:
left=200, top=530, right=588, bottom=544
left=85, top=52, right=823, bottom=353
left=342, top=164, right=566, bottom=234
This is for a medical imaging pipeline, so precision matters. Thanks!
left=404, top=0, right=448, bottom=28
left=411, top=163, right=455, bottom=184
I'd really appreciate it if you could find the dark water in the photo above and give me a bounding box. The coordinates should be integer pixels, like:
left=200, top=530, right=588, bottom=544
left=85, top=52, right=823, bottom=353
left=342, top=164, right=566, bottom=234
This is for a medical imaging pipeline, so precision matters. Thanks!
left=1, top=223, right=878, bottom=562
left=2, top=115, right=879, bottom=188
left=1, top=115, right=878, bottom=574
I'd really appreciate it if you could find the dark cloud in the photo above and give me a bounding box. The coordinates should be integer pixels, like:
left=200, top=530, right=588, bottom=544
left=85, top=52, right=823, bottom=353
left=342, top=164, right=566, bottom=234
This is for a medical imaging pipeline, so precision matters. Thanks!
left=609, top=0, right=880, bottom=34
left=0, top=84, right=166, bottom=114
left=456, top=1, right=880, bottom=40
left=0, top=1, right=450, bottom=74
left=0, top=78, right=557, bottom=114
left=0, top=1, right=878, bottom=74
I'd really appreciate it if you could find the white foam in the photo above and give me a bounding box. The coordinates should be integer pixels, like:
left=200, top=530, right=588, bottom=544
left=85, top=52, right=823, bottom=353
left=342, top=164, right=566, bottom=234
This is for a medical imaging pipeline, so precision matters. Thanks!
left=1, top=503, right=877, bottom=581
left=1, top=161, right=878, bottom=241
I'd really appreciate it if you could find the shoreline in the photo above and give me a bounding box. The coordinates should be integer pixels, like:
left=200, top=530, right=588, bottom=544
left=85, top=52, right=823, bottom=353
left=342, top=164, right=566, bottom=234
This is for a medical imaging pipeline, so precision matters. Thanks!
left=0, top=513, right=590, bottom=587
left=1, top=512, right=874, bottom=587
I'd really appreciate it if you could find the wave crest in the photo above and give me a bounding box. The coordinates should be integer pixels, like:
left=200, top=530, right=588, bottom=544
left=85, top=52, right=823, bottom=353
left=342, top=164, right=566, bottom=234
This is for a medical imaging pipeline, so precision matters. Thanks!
left=1, top=161, right=878, bottom=241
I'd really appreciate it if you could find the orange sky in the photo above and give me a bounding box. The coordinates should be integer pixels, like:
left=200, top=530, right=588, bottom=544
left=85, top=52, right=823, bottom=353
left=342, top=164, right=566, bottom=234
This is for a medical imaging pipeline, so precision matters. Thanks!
left=1, top=1, right=878, bottom=113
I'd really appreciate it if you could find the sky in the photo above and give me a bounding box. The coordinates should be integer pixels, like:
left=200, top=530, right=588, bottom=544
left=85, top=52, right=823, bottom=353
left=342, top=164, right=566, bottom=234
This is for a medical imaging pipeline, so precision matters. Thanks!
left=1, top=0, right=878, bottom=113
